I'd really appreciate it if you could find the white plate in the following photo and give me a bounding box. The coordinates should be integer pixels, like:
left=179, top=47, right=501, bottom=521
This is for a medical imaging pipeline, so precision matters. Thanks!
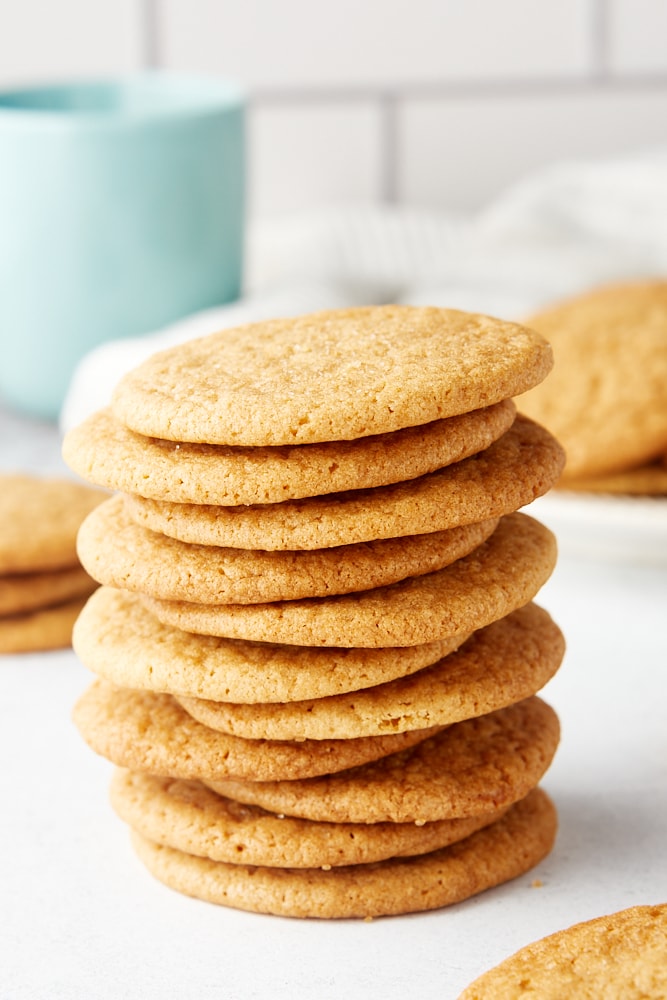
left=527, top=491, right=667, bottom=566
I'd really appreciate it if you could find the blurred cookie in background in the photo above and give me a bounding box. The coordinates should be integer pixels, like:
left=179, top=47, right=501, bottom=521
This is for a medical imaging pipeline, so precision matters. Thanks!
left=519, top=281, right=667, bottom=489
left=561, top=461, right=667, bottom=496
left=0, top=474, right=104, bottom=653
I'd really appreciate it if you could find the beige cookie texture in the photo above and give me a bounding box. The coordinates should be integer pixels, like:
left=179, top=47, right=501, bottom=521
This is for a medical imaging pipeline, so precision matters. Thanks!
left=0, top=595, right=90, bottom=654
left=72, top=680, right=439, bottom=783
left=177, top=603, right=564, bottom=740
left=110, top=306, right=552, bottom=446
left=126, top=415, right=564, bottom=551
left=78, top=494, right=497, bottom=605
left=0, top=565, right=96, bottom=616
left=110, top=770, right=508, bottom=869
left=0, top=473, right=106, bottom=574
left=207, top=696, right=559, bottom=824
left=73, top=588, right=466, bottom=703
left=520, top=281, right=667, bottom=480
left=145, top=512, right=557, bottom=647
left=63, top=401, right=516, bottom=506
left=560, top=462, right=667, bottom=495
left=129, top=788, right=556, bottom=919
left=458, top=902, right=667, bottom=1000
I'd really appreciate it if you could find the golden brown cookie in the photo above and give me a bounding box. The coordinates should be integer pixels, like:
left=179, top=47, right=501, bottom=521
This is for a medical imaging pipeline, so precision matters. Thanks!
left=145, top=512, right=557, bottom=647
left=559, top=462, right=667, bottom=495
left=520, top=281, right=667, bottom=480
left=129, top=788, right=557, bottom=919
left=125, top=415, right=564, bottom=550
left=176, top=604, right=564, bottom=740
left=62, top=401, right=516, bottom=505
left=72, top=680, right=440, bottom=783
left=110, top=770, right=508, bottom=869
left=0, top=473, right=105, bottom=574
left=0, top=595, right=90, bottom=654
left=207, top=697, right=559, bottom=824
left=77, top=494, right=498, bottom=604
left=458, top=902, right=667, bottom=999
left=0, top=564, right=95, bottom=616
left=73, top=588, right=467, bottom=702
left=110, top=306, right=552, bottom=446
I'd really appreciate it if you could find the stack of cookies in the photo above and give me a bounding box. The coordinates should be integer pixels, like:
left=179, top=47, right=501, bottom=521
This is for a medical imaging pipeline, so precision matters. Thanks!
left=63, top=305, right=566, bottom=919
left=0, top=474, right=103, bottom=654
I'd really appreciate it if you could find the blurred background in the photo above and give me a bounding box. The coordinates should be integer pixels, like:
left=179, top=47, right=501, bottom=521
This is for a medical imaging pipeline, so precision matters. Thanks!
left=2, top=0, right=667, bottom=221
left=4, top=0, right=667, bottom=428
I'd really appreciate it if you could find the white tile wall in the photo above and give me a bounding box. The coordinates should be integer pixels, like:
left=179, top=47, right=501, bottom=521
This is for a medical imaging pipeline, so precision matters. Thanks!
left=1, top=0, right=667, bottom=218
left=607, top=0, right=667, bottom=75
left=158, top=0, right=593, bottom=87
left=0, top=0, right=143, bottom=84
left=249, top=102, right=383, bottom=217
left=398, top=86, right=667, bottom=211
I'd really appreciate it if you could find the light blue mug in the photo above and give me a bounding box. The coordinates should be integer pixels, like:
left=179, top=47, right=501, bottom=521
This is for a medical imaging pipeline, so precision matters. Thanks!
left=0, top=74, right=244, bottom=419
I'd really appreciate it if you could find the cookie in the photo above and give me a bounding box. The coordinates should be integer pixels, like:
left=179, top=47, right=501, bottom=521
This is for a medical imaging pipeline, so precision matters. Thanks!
left=129, top=788, right=556, bottom=919
left=176, top=603, right=564, bottom=740
left=560, top=462, right=667, bottom=495
left=125, top=415, right=564, bottom=550
left=73, top=588, right=467, bottom=703
left=0, top=565, right=95, bottom=616
left=144, top=512, right=557, bottom=647
left=0, top=595, right=90, bottom=654
left=458, top=902, right=667, bottom=999
left=0, top=473, right=105, bottom=574
left=110, top=770, right=508, bottom=869
left=520, top=281, right=667, bottom=479
left=207, top=697, right=559, bottom=824
left=72, top=680, right=440, bottom=783
left=62, top=400, right=516, bottom=505
left=110, top=306, right=552, bottom=445
left=77, top=494, right=498, bottom=605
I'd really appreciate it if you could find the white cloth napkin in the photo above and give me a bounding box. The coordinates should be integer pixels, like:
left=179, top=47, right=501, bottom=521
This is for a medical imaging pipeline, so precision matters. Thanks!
left=60, top=147, right=667, bottom=432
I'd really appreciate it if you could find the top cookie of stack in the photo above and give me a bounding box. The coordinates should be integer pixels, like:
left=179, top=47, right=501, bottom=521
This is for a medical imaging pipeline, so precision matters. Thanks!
left=64, top=304, right=566, bottom=920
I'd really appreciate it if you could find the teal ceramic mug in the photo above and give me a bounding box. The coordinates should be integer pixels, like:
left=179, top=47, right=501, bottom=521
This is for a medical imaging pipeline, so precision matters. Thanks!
left=0, top=74, right=244, bottom=419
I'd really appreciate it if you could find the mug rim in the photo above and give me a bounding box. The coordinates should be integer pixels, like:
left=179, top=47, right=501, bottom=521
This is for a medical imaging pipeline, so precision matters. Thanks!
left=0, top=72, right=244, bottom=126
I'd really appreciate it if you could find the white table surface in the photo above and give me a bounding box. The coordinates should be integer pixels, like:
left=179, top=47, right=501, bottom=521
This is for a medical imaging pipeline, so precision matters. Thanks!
left=1, top=401, right=666, bottom=1000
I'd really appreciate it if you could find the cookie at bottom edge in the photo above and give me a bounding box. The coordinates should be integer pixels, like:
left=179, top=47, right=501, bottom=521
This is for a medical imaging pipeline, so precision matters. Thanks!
left=458, top=901, right=667, bottom=999
left=129, top=787, right=556, bottom=919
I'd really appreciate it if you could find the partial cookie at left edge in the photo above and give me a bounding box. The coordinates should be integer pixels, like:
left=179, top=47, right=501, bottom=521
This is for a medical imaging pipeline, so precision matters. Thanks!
left=0, top=473, right=106, bottom=574
left=0, top=565, right=96, bottom=616
left=0, top=595, right=91, bottom=654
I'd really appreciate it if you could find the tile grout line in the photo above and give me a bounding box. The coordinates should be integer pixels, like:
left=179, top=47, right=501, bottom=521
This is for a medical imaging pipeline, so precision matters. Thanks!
left=249, top=73, right=667, bottom=105
left=139, top=0, right=162, bottom=70
left=590, top=0, right=611, bottom=81
left=379, top=93, right=398, bottom=204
